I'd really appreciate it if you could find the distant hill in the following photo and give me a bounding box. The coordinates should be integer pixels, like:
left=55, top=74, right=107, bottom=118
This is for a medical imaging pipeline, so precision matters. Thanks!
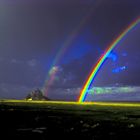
left=25, top=89, right=50, bottom=101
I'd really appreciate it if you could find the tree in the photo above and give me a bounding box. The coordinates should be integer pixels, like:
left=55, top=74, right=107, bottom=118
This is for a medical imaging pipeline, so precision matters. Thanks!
left=25, top=88, right=50, bottom=101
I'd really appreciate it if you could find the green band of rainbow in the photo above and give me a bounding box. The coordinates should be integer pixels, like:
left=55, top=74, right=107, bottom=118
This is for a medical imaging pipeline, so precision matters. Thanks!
left=42, top=2, right=102, bottom=96
left=78, top=17, right=140, bottom=102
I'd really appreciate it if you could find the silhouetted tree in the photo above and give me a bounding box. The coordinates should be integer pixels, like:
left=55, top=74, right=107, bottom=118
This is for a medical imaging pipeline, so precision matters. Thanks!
left=25, top=88, right=50, bottom=100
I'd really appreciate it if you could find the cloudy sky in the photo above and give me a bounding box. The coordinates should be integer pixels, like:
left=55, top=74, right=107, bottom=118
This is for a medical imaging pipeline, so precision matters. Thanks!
left=0, top=0, right=140, bottom=101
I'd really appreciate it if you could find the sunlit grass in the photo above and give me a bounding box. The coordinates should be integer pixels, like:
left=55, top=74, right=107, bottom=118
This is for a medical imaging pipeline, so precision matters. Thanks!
left=1, top=99, right=140, bottom=107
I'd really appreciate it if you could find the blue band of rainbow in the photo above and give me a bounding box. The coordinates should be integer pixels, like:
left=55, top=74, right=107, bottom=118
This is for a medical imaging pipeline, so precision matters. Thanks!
left=78, top=17, right=140, bottom=102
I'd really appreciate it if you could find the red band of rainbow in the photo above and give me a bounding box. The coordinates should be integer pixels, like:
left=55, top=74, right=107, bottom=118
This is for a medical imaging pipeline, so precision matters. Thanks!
left=78, top=17, right=140, bottom=102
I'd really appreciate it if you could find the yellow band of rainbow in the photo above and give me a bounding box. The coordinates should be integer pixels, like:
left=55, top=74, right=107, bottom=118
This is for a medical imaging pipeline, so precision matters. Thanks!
left=78, top=17, right=140, bottom=102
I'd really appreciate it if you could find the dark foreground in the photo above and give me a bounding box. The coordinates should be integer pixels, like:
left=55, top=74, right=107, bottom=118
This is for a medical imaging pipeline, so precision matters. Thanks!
left=0, top=100, right=140, bottom=140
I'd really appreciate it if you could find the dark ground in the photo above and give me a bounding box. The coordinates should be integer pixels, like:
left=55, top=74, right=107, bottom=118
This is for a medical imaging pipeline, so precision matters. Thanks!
left=0, top=100, right=140, bottom=140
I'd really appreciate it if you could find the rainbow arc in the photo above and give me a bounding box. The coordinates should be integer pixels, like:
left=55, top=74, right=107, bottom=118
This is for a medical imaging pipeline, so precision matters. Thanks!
left=79, top=17, right=140, bottom=102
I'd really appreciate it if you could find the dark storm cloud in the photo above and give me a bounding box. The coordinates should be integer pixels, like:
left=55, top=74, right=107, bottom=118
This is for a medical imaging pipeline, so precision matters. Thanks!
left=0, top=0, right=140, bottom=100
left=0, top=57, right=44, bottom=87
left=0, top=4, right=60, bottom=58
left=0, top=83, right=31, bottom=99
left=0, top=0, right=100, bottom=5
left=0, top=0, right=139, bottom=57
left=47, top=87, right=80, bottom=101
left=0, top=0, right=102, bottom=67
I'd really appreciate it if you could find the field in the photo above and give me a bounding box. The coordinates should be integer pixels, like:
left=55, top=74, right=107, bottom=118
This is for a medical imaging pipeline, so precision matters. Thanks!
left=0, top=100, right=140, bottom=139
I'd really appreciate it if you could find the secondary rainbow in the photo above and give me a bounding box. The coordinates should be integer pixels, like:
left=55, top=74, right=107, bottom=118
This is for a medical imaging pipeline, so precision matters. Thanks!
left=78, top=17, right=140, bottom=102
left=42, top=1, right=102, bottom=96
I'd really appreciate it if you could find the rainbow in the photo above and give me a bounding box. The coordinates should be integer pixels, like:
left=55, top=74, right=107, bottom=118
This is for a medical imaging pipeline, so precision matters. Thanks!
left=43, top=1, right=102, bottom=96
left=78, top=17, right=140, bottom=102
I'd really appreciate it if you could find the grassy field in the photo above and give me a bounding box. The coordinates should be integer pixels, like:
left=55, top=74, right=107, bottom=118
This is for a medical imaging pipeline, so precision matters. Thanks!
left=0, top=100, right=140, bottom=139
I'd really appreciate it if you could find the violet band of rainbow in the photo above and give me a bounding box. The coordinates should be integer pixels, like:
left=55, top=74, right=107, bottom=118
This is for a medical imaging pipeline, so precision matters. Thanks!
left=79, top=17, right=140, bottom=102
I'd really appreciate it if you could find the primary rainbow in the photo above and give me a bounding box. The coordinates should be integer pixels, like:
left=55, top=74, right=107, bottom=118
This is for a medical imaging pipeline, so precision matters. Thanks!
left=78, top=17, right=140, bottom=102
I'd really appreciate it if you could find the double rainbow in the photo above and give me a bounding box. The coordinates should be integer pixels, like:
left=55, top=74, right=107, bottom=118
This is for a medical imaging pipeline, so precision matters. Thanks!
left=78, top=17, right=140, bottom=102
